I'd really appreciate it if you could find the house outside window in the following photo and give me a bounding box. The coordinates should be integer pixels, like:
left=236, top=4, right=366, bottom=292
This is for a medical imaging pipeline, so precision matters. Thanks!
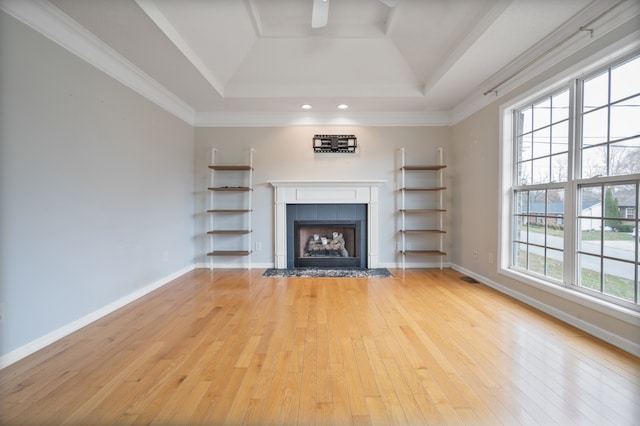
left=504, top=52, right=640, bottom=311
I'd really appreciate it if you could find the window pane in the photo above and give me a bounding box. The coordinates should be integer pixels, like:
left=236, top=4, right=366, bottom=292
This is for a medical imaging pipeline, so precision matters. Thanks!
left=518, top=133, right=533, bottom=161
left=579, top=216, right=601, bottom=233
left=551, top=121, right=569, bottom=154
left=533, top=127, right=551, bottom=158
left=546, top=248, right=563, bottom=281
left=583, top=72, right=609, bottom=112
left=528, top=217, right=544, bottom=249
left=528, top=248, right=545, bottom=275
left=547, top=222, right=564, bottom=249
left=514, top=215, right=527, bottom=242
left=547, top=188, right=564, bottom=210
left=604, top=184, right=630, bottom=222
left=610, top=95, right=640, bottom=142
left=582, top=107, right=609, bottom=146
left=603, top=220, right=636, bottom=261
left=515, top=191, right=529, bottom=214
left=514, top=242, right=527, bottom=269
left=529, top=190, right=546, bottom=212
left=547, top=189, right=564, bottom=250
left=552, top=90, right=570, bottom=122
left=580, top=186, right=602, bottom=217
left=519, top=107, right=533, bottom=134
left=551, top=154, right=568, bottom=182
left=517, top=160, right=532, bottom=185
left=603, top=258, right=635, bottom=302
left=532, top=157, right=550, bottom=184
left=533, top=98, right=551, bottom=129
left=610, top=138, right=640, bottom=176
left=611, top=56, right=640, bottom=102
left=581, top=146, right=607, bottom=178
left=578, top=253, right=601, bottom=291
left=579, top=224, right=602, bottom=254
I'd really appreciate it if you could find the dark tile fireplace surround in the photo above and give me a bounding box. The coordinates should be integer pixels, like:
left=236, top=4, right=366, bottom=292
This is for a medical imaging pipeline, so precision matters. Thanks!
left=286, top=204, right=367, bottom=269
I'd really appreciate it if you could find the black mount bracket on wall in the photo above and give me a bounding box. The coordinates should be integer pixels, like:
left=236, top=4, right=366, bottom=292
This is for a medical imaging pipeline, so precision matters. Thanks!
left=313, top=134, right=357, bottom=153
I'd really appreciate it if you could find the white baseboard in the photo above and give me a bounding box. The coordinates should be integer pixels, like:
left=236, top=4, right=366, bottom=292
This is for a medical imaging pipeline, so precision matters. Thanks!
left=381, top=261, right=452, bottom=270
left=0, top=264, right=196, bottom=369
left=194, top=262, right=451, bottom=270
left=195, top=262, right=274, bottom=269
left=450, top=264, right=640, bottom=358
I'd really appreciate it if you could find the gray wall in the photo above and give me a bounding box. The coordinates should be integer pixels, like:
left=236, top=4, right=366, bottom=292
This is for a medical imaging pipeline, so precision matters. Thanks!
left=194, top=126, right=452, bottom=268
left=449, top=19, right=640, bottom=354
left=0, top=12, right=195, bottom=357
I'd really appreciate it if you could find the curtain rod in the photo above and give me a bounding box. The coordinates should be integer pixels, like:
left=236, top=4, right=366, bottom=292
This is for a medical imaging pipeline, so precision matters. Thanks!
left=483, top=0, right=626, bottom=97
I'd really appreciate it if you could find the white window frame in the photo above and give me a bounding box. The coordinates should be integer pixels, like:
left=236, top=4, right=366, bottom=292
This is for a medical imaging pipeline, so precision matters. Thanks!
left=499, top=48, right=640, bottom=322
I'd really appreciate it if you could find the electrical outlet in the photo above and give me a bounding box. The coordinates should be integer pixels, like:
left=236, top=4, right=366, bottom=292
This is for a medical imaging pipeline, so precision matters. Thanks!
left=406, top=242, right=412, bottom=249
left=488, top=253, right=494, bottom=264
left=255, top=242, right=262, bottom=251
left=473, top=248, right=478, bottom=258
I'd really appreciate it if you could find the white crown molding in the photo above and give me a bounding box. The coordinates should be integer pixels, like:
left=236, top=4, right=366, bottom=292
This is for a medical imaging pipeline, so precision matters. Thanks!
left=0, top=0, right=196, bottom=124
left=450, top=0, right=640, bottom=125
left=194, top=110, right=452, bottom=127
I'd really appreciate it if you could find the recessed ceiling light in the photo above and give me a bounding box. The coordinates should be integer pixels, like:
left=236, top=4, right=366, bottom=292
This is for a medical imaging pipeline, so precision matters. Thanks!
left=337, top=104, right=349, bottom=110
left=301, top=104, right=313, bottom=110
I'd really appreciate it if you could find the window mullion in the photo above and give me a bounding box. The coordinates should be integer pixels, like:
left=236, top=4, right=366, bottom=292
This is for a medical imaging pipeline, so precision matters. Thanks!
left=565, top=181, right=576, bottom=289
left=566, top=82, right=578, bottom=289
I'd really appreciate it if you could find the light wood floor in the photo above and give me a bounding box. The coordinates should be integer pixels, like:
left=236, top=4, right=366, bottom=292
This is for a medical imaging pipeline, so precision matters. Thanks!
left=1, top=268, right=639, bottom=425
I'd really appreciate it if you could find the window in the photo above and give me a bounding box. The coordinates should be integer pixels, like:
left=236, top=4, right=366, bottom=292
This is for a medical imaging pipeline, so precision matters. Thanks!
left=513, top=89, right=569, bottom=284
left=506, top=53, right=640, bottom=310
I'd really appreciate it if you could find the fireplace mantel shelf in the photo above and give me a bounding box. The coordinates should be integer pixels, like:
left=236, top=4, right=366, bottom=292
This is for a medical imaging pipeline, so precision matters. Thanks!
left=269, top=180, right=386, bottom=187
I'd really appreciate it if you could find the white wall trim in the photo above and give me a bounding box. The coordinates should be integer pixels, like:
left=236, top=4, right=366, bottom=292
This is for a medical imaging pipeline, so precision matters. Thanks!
left=450, top=264, right=640, bottom=358
left=381, top=262, right=453, bottom=269
left=0, top=0, right=195, bottom=125
left=194, top=262, right=274, bottom=269
left=0, top=264, right=196, bottom=369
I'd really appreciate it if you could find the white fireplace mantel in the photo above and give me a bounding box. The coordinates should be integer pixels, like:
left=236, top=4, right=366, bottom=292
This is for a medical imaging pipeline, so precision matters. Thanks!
left=269, top=180, right=385, bottom=269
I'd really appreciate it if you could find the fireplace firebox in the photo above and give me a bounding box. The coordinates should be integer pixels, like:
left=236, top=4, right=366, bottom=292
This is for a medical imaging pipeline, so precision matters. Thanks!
left=294, top=220, right=361, bottom=267
left=286, top=203, right=367, bottom=268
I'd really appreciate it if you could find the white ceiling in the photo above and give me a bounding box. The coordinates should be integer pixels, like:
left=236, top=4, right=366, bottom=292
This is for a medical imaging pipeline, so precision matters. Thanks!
left=4, top=0, right=639, bottom=125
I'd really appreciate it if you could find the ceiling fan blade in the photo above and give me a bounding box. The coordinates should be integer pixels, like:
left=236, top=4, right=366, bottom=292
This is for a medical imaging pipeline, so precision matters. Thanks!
left=312, top=0, right=329, bottom=28
left=379, top=0, right=398, bottom=7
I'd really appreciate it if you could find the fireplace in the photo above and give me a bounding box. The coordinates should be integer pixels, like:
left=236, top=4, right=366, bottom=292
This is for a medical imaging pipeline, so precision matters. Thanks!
left=270, top=180, right=384, bottom=269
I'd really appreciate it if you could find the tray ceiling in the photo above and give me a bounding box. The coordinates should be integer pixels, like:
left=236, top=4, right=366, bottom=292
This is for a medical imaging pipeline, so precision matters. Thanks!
left=4, top=0, right=639, bottom=125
